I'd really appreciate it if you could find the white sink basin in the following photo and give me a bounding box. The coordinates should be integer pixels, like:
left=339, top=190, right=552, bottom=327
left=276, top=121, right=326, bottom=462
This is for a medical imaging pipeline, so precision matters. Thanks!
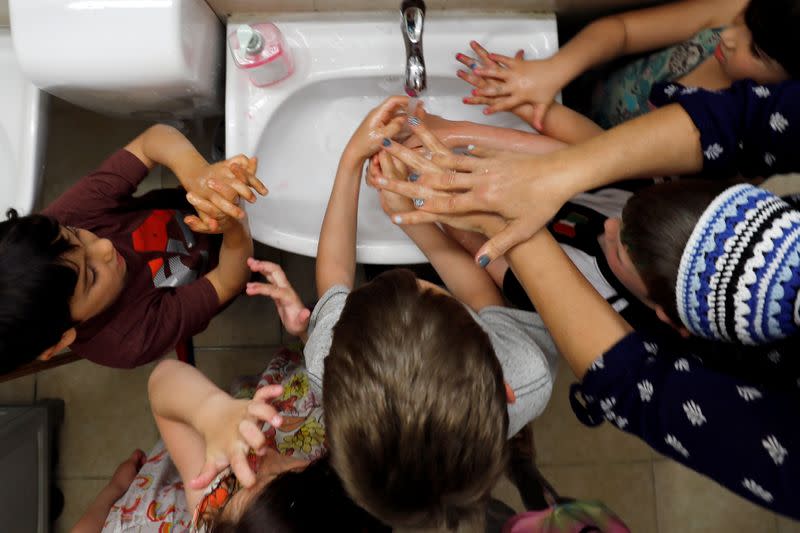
left=0, top=28, right=46, bottom=216
left=227, top=12, right=557, bottom=264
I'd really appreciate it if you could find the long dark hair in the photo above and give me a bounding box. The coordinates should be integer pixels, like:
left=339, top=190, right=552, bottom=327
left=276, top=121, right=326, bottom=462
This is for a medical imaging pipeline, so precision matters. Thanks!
left=210, top=455, right=390, bottom=533
left=746, top=0, right=800, bottom=78
left=0, top=210, right=78, bottom=370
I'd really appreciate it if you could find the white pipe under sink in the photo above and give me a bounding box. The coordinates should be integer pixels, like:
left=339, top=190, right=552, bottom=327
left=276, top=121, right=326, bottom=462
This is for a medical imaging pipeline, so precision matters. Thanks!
left=227, top=11, right=558, bottom=264
left=0, top=28, right=47, bottom=216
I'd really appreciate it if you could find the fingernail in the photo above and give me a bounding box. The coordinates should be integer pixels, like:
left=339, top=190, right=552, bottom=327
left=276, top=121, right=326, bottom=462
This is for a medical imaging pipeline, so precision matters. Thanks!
left=407, top=116, right=420, bottom=127
left=408, top=173, right=419, bottom=182
left=471, top=89, right=478, bottom=96
left=414, top=198, right=425, bottom=208
left=478, top=255, right=490, bottom=268
left=271, top=415, right=282, bottom=427
left=393, top=215, right=403, bottom=224
left=377, top=177, right=388, bottom=186
left=470, top=63, right=478, bottom=70
left=462, top=97, right=470, bottom=104
left=382, top=138, right=391, bottom=147
left=456, top=53, right=464, bottom=60
left=483, top=108, right=491, bottom=115
left=467, top=144, right=475, bottom=151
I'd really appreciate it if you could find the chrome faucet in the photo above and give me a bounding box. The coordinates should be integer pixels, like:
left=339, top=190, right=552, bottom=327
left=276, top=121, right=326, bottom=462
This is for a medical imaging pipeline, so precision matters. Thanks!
left=401, top=0, right=426, bottom=97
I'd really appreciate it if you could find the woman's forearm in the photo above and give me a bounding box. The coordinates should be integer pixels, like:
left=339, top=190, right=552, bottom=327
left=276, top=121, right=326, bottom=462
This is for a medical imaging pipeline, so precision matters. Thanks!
left=555, top=104, right=703, bottom=198
left=505, top=231, right=632, bottom=379
left=316, top=154, right=365, bottom=296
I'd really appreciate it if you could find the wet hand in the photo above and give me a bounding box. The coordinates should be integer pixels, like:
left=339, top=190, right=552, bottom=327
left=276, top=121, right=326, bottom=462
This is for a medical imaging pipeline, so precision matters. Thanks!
left=458, top=41, right=562, bottom=130
left=345, top=95, right=410, bottom=160
left=184, top=156, right=268, bottom=232
left=377, top=120, right=572, bottom=265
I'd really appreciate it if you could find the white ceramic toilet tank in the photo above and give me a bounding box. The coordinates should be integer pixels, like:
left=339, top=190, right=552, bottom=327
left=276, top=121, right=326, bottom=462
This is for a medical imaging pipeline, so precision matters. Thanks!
left=9, top=0, right=223, bottom=119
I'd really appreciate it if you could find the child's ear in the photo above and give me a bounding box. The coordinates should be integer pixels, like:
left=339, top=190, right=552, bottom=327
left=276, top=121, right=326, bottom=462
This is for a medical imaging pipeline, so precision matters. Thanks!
left=38, top=328, right=77, bottom=361
left=654, top=306, right=691, bottom=338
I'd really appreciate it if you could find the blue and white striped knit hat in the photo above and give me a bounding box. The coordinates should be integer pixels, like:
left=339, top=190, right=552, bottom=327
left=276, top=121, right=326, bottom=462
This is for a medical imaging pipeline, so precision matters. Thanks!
left=676, top=184, right=800, bottom=344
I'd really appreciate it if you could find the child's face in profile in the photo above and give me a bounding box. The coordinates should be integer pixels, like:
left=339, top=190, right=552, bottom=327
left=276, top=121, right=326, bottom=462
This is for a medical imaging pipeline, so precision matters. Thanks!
left=601, top=218, right=650, bottom=305
left=60, top=225, right=127, bottom=323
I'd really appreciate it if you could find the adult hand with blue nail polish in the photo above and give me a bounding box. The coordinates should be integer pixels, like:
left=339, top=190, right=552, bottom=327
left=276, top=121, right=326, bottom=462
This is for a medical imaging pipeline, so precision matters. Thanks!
left=378, top=120, right=578, bottom=265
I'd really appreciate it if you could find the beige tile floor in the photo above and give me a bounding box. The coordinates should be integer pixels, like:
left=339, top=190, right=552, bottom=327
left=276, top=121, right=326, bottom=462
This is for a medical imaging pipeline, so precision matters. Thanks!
left=0, top=98, right=795, bottom=532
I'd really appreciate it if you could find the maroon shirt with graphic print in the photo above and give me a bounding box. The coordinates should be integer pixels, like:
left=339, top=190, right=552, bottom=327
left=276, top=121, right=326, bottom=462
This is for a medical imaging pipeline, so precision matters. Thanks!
left=43, top=149, right=220, bottom=368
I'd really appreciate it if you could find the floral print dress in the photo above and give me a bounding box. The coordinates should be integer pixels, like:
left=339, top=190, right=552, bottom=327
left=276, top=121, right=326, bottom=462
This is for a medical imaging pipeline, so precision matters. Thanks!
left=590, top=27, right=723, bottom=129
left=102, top=348, right=325, bottom=533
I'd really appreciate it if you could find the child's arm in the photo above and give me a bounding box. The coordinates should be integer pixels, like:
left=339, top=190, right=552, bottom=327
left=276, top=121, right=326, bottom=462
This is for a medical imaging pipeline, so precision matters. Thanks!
left=246, top=259, right=311, bottom=343
left=316, top=96, right=409, bottom=297
left=148, top=359, right=284, bottom=510
left=406, top=107, right=568, bottom=154
left=370, top=136, right=504, bottom=311
left=462, top=0, right=743, bottom=126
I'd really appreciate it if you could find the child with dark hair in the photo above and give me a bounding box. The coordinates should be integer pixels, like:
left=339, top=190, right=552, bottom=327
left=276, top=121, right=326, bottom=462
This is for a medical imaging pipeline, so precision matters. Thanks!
left=459, top=0, right=798, bottom=141
left=298, top=96, right=558, bottom=532
left=0, top=124, right=267, bottom=370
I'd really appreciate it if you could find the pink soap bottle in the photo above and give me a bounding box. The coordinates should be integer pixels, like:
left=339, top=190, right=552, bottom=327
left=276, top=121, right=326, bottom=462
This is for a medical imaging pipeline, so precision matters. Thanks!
left=229, top=23, right=293, bottom=87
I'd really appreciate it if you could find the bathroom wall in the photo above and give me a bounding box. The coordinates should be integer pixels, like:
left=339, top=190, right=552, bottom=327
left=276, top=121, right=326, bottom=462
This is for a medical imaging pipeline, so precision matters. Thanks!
left=207, top=0, right=660, bottom=18
left=0, top=0, right=9, bottom=27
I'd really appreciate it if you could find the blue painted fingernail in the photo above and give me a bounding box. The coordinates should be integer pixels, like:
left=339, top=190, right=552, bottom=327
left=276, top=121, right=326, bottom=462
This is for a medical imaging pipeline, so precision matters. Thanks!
left=470, top=63, right=478, bottom=70
left=393, top=215, right=403, bottom=224
left=409, top=173, right=419, bottom=182
left=382, top=138, right=391, bottom=147
left=414, top=198, right=425, bottom=208
left=478, top=255, right=490, bottom=268
left=407, top=116, right=420, bottom=127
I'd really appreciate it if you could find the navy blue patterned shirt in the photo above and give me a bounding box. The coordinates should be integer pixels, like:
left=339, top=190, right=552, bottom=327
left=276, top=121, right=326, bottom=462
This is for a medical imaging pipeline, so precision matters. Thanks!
left=568, top=79, right=800, bottom=520
left=571, top=333, right=800, bottom=519
left=650, top=79, right=800, bottom=179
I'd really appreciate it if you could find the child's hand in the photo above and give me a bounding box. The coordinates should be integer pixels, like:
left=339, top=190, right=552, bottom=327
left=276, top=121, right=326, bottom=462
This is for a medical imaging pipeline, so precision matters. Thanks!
left=458, top=41, right=561, bottom=130
left=345, top=96, right=409, bottom=160
left=184, top=156, right=268, bottom=233
left=246, top=258, right=311, bottom=338
left=190, top=385, right=284, bottom=490
left=402, top=107, right=458, bottom=151
left=368, top=151, right=415, bottom=216
left=183, top=161, right=263, bottom=234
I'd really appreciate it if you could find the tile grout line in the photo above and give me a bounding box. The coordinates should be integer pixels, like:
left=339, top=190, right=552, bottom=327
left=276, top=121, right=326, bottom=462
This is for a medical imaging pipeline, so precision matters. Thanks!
left=652, top=459, right=661, bottom=533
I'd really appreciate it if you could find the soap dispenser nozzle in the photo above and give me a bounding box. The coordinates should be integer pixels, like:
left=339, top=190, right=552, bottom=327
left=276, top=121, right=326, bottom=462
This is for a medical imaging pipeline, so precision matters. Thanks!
left=237, top=25, right=264, bottom=56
